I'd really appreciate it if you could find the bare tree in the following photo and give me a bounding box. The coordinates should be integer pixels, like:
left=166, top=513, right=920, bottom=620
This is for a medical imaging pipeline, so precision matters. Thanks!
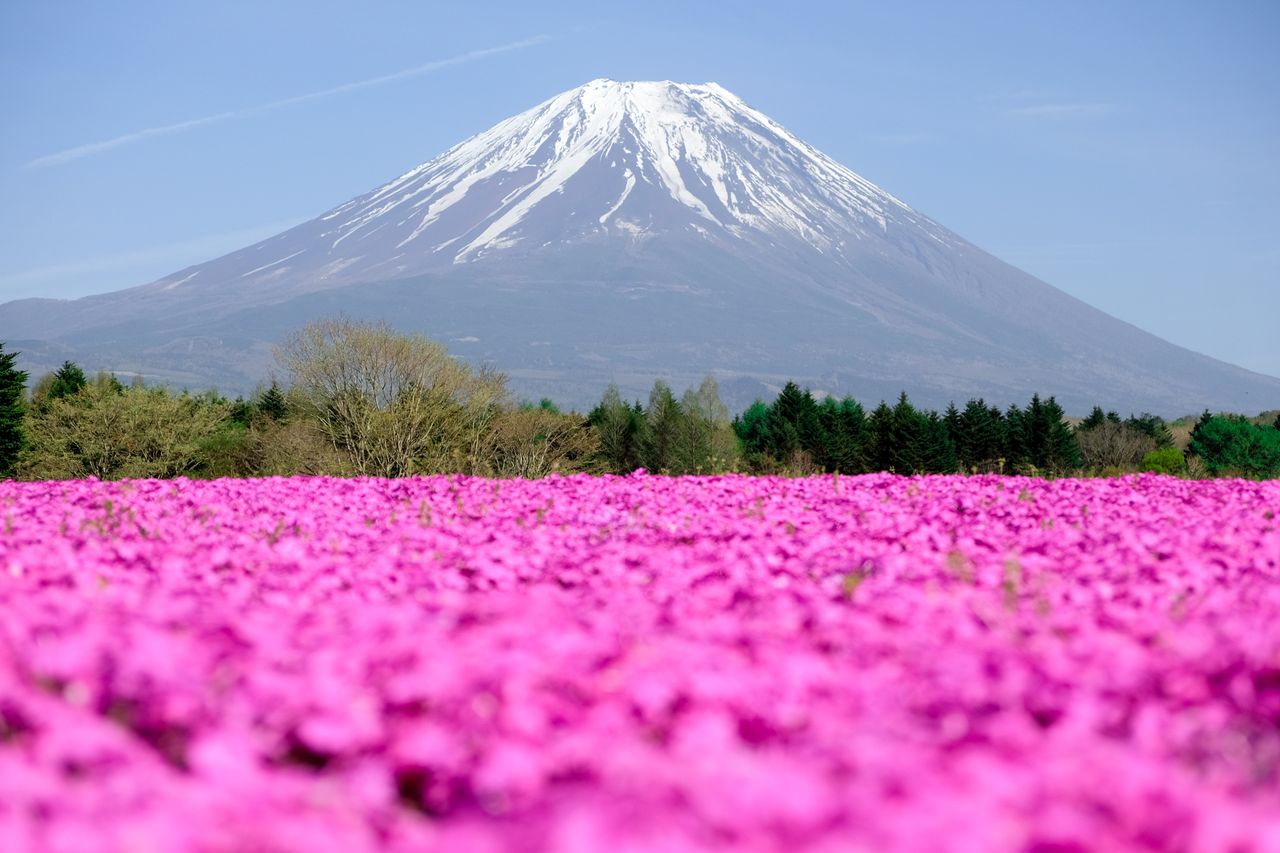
left=278, top=318, right=507, bottom=476
left=476, top=408, right=602, bottom=478
left=1076, top=421, right=1156, bottom=471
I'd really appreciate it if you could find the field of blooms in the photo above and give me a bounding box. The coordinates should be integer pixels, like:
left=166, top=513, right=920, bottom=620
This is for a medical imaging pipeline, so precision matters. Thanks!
left=2, top=473, right=1279, bottom=851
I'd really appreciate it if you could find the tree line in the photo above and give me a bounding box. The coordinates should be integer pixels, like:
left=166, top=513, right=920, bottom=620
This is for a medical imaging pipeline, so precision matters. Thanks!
left=2, top=323, right=1278, bottom=482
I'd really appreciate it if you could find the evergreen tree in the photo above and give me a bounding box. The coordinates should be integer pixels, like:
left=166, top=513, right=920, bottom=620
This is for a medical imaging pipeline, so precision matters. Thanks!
left=954, top=398, right=1005, bottom=471
left=733, top=401, right=774, bottom=462
left=867, top=401, right=895, bottom=472
left=920, top=410, right=958, bottom=473
left=817, top=396, right=868, bottom=473
left=889, top=392, right=927, bottom=474
left=0, top=343, right=27, bottom=477
left=767, top=381, right=823, bottom=462
left=1124, top=412, right=1174, bottom=449
left=1274, top=412, right=1280, bottom=431
left=47, top=360, right=87, bottom=400
left=1004, top=403, right=1030, bottom=470
left=1041, top=396, right=1082, bottom=472
left=258, top=380, right=288, bottom=422
left=1189, top=414, right=1280, bottom=478
left=1081, top=406, right=1104, bottom=431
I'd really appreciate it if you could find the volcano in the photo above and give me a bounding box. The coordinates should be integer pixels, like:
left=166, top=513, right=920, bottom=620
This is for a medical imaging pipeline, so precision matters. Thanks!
left=3, top=79, right=1277, bottom=414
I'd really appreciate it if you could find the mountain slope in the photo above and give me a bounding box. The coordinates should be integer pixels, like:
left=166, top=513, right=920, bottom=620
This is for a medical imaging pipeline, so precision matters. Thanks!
left=4, top=79, right=1278, bottom=414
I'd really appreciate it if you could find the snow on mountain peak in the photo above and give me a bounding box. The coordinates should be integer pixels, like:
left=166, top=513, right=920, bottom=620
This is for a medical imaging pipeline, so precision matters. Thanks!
left=311, top=79, right=939, bottom=266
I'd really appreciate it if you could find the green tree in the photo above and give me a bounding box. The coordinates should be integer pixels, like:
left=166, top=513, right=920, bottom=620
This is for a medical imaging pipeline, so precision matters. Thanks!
left=953, top=399, right=1006, bottom=472
left=1125, top=412, right=1174, bottom=449
left=1080, top=406, right=1121, bottom=431
left=640, top=380, right=682, bottom=473
left=733, top=400, right=774, bottom=463
left=19, top=383, right=230, bottom=480
left=1188, top=414, right=1280, bottom=478
left=817, top=396, right=868, bottom=473
left=257, top=380, right=288, bottom=422
left=867, top=401, right=895, bottom=472
left=0, top=343, right=27, bottom=477
left=919, top=410, right=958, bottom=473
left=674, top=376, right=740, bottom=473
left=1041, top=396, right=1082, bottom=472
left=589, top=383, right=644, bottom=473
left=47, top=361, right=87, bottom=400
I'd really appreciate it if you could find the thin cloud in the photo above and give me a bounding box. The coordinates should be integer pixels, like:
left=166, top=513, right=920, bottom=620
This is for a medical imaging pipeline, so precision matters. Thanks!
left=1004, top=102, right=1115, bottom=119
left=0, top=217, right=306, bottom=298
left=25, top=35, right=551, bottom=169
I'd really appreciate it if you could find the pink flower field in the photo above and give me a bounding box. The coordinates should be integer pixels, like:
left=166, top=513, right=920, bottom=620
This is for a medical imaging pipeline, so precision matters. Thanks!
left=2, top=473, right=1278, bottom=852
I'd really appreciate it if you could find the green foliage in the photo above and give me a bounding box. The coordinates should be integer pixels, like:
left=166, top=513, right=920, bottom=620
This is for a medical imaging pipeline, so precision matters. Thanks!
left=640, top=380, right=682, bottom=473
left=47, top=361, right=87, bottom=401
left=949, top=399, right=1007, bottom=472
left=1003, top=394, right=1080, bottom=473
left=673, top=377, right=741, bottom=473
left=0, top=343, right=28, bottom=477
left=257, top=380, right=289, bottom=422
left=1140, top=447, right=1187, bottom=476
left=1080, top=406, right=1121, bottom=431
left=19, top=383, right=230, bottom=480
left=1124, top=412, right=1174, bottom=449
left=1188, top=414, right=1280, bottom=479
left=589, top=385, right=645, bottom=474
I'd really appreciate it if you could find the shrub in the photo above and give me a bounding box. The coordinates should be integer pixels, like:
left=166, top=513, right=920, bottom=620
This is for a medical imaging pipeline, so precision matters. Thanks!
left=1140, top=447, right=1186, bottom=476
left=19, top=383, right=229, bottom=480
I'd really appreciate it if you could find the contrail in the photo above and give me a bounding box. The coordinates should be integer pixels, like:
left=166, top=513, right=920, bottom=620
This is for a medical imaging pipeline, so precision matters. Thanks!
left=25, top=35, right=551, bottom=169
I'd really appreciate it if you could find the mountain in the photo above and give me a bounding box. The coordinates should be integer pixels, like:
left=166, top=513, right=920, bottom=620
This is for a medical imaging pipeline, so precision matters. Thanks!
left=4, top=78, right=1278, bottom=415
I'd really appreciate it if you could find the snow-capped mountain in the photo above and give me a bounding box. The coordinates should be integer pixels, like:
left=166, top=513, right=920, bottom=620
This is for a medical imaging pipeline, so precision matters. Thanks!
left=3, top=79, right=1278, bottom=414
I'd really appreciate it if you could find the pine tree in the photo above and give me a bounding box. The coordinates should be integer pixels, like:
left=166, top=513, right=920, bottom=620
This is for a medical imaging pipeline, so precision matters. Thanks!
left=1080, top=406, right=1108, bottom=431
left=734, top=401, right=773, bottom=461
left=0, top=343, right=29, bottom=478
left=889, top=392, right=926, bottom=474
left=768, top=381, right=823, bottom=462
left=817, top=396, right=868, bottom=473
left=47, top=360, right=87, bottom=400
left=1124, top=412, right=1174, bottom=449
left=258, top=380, right=288, bottom=421
left=1273, top=412, right=1280, bottom=431
left=868, top=401, right=895, bottom=472
left=1004, top=403, right=1030, bottom=470
left=920, top=410, right=958, bottom=473
left=1042, top=396, right=1082, bottom=472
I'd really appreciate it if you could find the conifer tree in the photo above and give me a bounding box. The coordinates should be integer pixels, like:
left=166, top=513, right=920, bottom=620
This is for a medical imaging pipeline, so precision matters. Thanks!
left=733, top=401, right=773, bottom=461
left=258, top=380, right=288, bottom=422
left=47, top=360, right=87, bottom=400
left=868, top=401, right=895, bottom=472
left=920, top=410, right=958, bottom=473
left=1041, top=396, right=1082, bottom=472
left=817, top=396, right=868, bottom=473
left=0, top=343, right=29, bottom=478
left=889, top=392, right=926, bottom=474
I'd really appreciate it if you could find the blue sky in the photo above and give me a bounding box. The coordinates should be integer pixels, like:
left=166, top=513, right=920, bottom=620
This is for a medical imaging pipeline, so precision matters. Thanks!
left=2, top=1, right=1277, bottom=377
